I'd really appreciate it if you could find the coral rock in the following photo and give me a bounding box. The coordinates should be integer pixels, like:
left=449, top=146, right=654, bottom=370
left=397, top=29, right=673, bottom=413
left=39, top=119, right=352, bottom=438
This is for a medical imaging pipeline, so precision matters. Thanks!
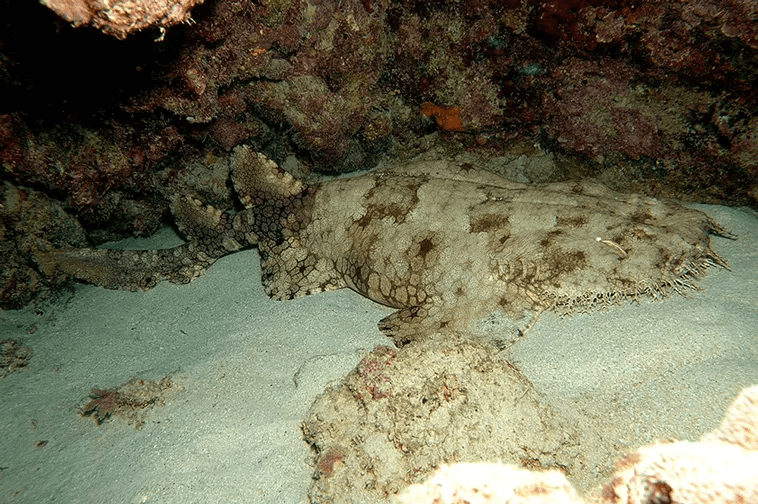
left=304, top=334, right=577, bottom=503
left=606, top=384, right=758, bottom=504
left=395, top=385, right=758, bottom=504
left=605, top=441, right=758, bottom=504
left=42, top=0, right=204, bottom=39
left=393, top=463, right=583, bottom=504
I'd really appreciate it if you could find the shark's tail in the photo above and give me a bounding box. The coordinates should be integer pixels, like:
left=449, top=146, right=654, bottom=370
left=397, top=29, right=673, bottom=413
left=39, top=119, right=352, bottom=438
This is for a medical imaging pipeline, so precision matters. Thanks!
left=31, top=194, right=250, bottom=291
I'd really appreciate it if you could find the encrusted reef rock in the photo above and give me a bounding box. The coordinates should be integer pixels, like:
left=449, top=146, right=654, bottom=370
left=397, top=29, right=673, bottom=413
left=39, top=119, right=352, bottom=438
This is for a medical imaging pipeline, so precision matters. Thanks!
left=393, top=463, right=583, bottom=504
left=391, top=385, right=758, bottom=504
left=302, top=334, right=579, bottom=504
left=42, top=0, right=204, bottom=39
left=604, top=384, right=758, bottom=504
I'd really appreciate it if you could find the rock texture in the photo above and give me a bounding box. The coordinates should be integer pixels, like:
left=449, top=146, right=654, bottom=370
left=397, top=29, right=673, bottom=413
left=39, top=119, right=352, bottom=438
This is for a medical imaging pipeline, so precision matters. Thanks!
left=392, top=385, right=758, bottom=504
left=42, top=0, right=203, bottom=39
left=303, top=335, right=579, bottom=504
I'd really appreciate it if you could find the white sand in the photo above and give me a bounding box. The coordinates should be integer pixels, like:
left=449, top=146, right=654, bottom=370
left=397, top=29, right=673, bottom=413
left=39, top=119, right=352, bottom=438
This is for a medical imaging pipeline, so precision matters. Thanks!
left=0, top=204, right=756, bottom=503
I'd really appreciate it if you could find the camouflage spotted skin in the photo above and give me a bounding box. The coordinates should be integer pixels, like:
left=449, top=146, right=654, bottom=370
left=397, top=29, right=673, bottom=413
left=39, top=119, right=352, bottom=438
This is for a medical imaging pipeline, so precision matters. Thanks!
left=34, top=146, right=731, bottom=344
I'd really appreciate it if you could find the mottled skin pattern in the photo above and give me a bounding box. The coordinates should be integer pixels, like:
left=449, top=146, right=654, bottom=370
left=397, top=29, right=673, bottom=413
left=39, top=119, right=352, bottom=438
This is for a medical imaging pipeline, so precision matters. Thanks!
left=33, top=146, right=731, bottom=344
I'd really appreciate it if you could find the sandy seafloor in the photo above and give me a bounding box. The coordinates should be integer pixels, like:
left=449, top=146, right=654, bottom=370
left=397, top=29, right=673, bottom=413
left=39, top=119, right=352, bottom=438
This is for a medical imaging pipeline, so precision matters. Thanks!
left=0, top=203, right=756, bottom=504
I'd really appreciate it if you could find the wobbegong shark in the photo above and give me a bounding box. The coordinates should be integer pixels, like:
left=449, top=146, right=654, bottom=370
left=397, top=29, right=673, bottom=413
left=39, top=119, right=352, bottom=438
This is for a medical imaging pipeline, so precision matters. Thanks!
left=33, top=146, right=731, bottom=345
